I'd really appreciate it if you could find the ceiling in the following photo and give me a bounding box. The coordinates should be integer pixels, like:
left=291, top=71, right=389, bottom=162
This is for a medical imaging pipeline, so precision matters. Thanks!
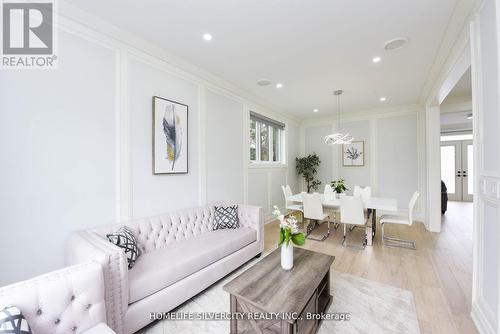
left=440, top=110, right=472, bottom=132
left=63, top=0, right=460, bottom=118
left=445, top=68, right=472, bottom=100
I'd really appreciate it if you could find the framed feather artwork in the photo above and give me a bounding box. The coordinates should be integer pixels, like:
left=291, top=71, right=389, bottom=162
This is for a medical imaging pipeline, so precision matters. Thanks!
left=343, top=141, right=365, bottom=166
left=153, top=96, right=188, bottom=174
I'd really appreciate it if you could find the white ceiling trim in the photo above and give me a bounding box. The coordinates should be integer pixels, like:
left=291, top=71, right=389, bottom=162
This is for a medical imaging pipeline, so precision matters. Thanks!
left=420, top=0, right=482, bottom=104
left=300, top=103, right=423, bottom=127
left=56, top=1, right=300, bottom=125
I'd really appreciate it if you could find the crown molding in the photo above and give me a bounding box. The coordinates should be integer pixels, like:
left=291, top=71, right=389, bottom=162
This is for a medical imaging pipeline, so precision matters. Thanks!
left=299, top=103, right=423, bottom=127
left=420, top=0, right=482, bottom=105
left=56, top=1, right=300, bottom=126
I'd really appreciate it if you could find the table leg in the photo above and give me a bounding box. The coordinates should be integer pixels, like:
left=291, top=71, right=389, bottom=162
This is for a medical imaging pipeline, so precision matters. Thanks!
left=280, top=321, right=293, bottom=334
left=230, top=295, right=237, bottom=334
left=366, top=209, right=376, bottom=246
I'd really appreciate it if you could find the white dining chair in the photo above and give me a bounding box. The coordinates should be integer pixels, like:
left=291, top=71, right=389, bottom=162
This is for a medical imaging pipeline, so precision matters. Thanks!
left=324, top=184, right=335, bottom=196
left=281, top=185, right=303, bottom=218
left=339, top=195, right=369, bottom=249
left=353, top=185, right=372, bottom=222
left=353, top=186, right=372, bottom=205
left=379, top=191, right=420, bottom=250
left=302, top=192, right=331, bottom=241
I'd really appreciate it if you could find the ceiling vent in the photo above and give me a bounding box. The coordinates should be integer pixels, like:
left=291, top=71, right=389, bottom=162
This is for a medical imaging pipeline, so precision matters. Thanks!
left=257, top=79, right=271, bottom=86
left=384, top=37, right=409, bottom=50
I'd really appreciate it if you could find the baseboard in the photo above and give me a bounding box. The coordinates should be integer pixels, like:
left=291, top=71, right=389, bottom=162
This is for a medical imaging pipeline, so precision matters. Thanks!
left=471, top=298, right=497, bottom=334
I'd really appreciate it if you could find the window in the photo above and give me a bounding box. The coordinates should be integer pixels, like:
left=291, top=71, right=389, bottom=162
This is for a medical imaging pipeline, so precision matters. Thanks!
left=250, top=112, right=284, bottom=163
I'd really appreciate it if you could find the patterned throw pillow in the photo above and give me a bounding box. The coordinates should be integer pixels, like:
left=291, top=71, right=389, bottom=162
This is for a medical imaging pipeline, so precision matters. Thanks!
left=213, top=205, right=240, bottom=230
left=0, top=306, right=32, bottom=334
left=107, top=226, right=140, bottom=269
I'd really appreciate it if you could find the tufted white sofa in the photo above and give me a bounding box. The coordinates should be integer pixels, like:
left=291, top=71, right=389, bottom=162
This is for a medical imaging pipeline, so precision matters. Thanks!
left=67, top=204, right=263, bottom=334
left=0, top=261, right=115, bottom=333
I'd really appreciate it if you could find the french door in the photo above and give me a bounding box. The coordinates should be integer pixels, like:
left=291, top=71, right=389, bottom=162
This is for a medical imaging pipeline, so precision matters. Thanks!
left=440, top=140, right=473, bottom=201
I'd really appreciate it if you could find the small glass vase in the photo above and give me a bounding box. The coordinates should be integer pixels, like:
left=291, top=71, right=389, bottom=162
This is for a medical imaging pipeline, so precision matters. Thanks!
left=281, top=243, right=294, bottom=270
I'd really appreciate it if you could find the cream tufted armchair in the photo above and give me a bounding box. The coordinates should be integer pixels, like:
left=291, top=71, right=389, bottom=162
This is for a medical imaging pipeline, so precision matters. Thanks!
left=0, top=261, right=115, bottom=333
left=68, top=203, right=263, bottom=334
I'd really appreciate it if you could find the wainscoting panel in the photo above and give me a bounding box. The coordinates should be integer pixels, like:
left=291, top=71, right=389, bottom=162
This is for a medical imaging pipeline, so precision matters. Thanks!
left=247, top=171, right=269, bottom=211
left=205, top=88, right=245, bottom=204
left=128, top=56, right=200, bottom=218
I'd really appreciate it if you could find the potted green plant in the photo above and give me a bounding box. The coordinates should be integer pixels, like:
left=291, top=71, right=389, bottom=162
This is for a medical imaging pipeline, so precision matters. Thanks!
left=296, top=153, right=321, bottom=192
left=272, top=206, right=306, bottom=270
left=331, top=179, right=348, bottom=198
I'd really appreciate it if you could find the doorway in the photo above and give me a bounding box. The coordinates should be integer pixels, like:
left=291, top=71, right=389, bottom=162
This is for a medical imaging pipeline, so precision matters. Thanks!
left=440, top=137, right=473, bottom=202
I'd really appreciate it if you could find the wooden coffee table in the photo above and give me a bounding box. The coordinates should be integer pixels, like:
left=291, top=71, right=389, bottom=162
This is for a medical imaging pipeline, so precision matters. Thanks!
left=223, top=248, right=335, bottom=334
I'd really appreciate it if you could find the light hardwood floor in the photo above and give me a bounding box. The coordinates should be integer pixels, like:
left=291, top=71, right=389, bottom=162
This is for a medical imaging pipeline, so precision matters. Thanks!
left=263, top=201, right=476, bottom=334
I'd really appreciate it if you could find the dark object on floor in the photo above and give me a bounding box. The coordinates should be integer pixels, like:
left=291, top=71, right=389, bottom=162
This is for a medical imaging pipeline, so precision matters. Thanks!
left=441, top=181, right=448, bottom=214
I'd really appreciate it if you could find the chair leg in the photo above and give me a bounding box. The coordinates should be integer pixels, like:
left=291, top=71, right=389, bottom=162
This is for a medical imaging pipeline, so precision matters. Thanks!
left=332, top=211, right=340, bottom=229
left=342, top=224, right=366, bottom=249
left=381, top=223, right=416, bottom=250
left=307, top=218, right=331, bottom=242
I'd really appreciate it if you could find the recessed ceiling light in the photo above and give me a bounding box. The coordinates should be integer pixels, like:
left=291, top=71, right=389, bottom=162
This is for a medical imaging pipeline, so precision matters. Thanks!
left=276, top=83, right=283, bottom=88
left=202, top=33, right=212, bottom=41
left=256, top=79, right=271, bottom=86
left=467, top=113, right=473, bottom=120
left=372, top=56, right=381, bottom=63
left=379, top=97, right=387, bottom=102
left=384, top=37, right=409, bottom=50
left=313, top=109, right=319, bottom=113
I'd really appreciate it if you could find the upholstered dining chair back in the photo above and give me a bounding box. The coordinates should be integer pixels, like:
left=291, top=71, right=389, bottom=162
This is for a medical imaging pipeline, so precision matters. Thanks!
left=302, top=193, right=325, bottom=221
left=340, top=196, right=366, bottom=226
left=324, top=184, right=334, bottom=196
left=353, top=186, right=372, bottom=209
left=281, top=185, right=293, bottom=206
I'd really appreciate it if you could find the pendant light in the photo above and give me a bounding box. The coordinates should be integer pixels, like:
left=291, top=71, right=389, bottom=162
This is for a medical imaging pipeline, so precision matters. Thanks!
left=324, top=90, right=354, bottom=145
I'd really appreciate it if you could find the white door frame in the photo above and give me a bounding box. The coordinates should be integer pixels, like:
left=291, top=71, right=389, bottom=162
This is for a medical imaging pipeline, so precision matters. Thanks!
left=425, top=48, right=471, bottom=232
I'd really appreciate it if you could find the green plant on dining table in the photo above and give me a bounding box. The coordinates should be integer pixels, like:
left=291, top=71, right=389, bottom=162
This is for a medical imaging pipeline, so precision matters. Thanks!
left=331, top=178, right=348, bottom=194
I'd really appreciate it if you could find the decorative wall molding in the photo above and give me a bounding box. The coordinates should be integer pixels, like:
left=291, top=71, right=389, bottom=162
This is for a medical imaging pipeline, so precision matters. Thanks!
left=471, top=297, right=497, bottom=334
left=299, top=109, right=426, bottom=221
left=470, top=4, right=500, bottom=332
left=56, top=2, right=301, bottom=126
left=369, top=119, right=378, bottom=193
left=420, top=0, right=481, bottom=104
left=53, top=3, right=301, bottom=220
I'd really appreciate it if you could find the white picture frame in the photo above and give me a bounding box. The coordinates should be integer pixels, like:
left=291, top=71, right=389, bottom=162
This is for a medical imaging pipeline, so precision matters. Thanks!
left=343, top=141, right=365, bottom=166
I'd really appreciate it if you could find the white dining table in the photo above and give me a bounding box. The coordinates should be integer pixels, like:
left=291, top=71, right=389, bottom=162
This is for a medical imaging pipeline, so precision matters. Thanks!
left=287, top=193, right=398, bottom=246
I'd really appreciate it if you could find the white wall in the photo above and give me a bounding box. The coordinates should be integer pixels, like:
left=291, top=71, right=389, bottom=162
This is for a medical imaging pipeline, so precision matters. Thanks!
left=0, top=30, right=117, bottom=285
left=0, top=9, right=298, bottom=285
left=304, top=125, right=334, bottom=190
left=301, top=110, right=423, bottom=213
left=376, top=115, right=419, bottom=209
left=128, top=58, right=200, bottom=217
left=339, top=121, right=371, bottom=189
left=205, top=88, right=245, bottom=204
left=470, top=0, right=500, bottom=331
left=246, top=122, right=301, bottom=215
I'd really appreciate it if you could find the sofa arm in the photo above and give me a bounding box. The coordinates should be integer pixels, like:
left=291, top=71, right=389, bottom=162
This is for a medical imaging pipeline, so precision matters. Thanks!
left=238, top=205, right=264, bottom=252
left=67, top=231, right=128, bottom=334
left=0, top=261, right=108, bottom=334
